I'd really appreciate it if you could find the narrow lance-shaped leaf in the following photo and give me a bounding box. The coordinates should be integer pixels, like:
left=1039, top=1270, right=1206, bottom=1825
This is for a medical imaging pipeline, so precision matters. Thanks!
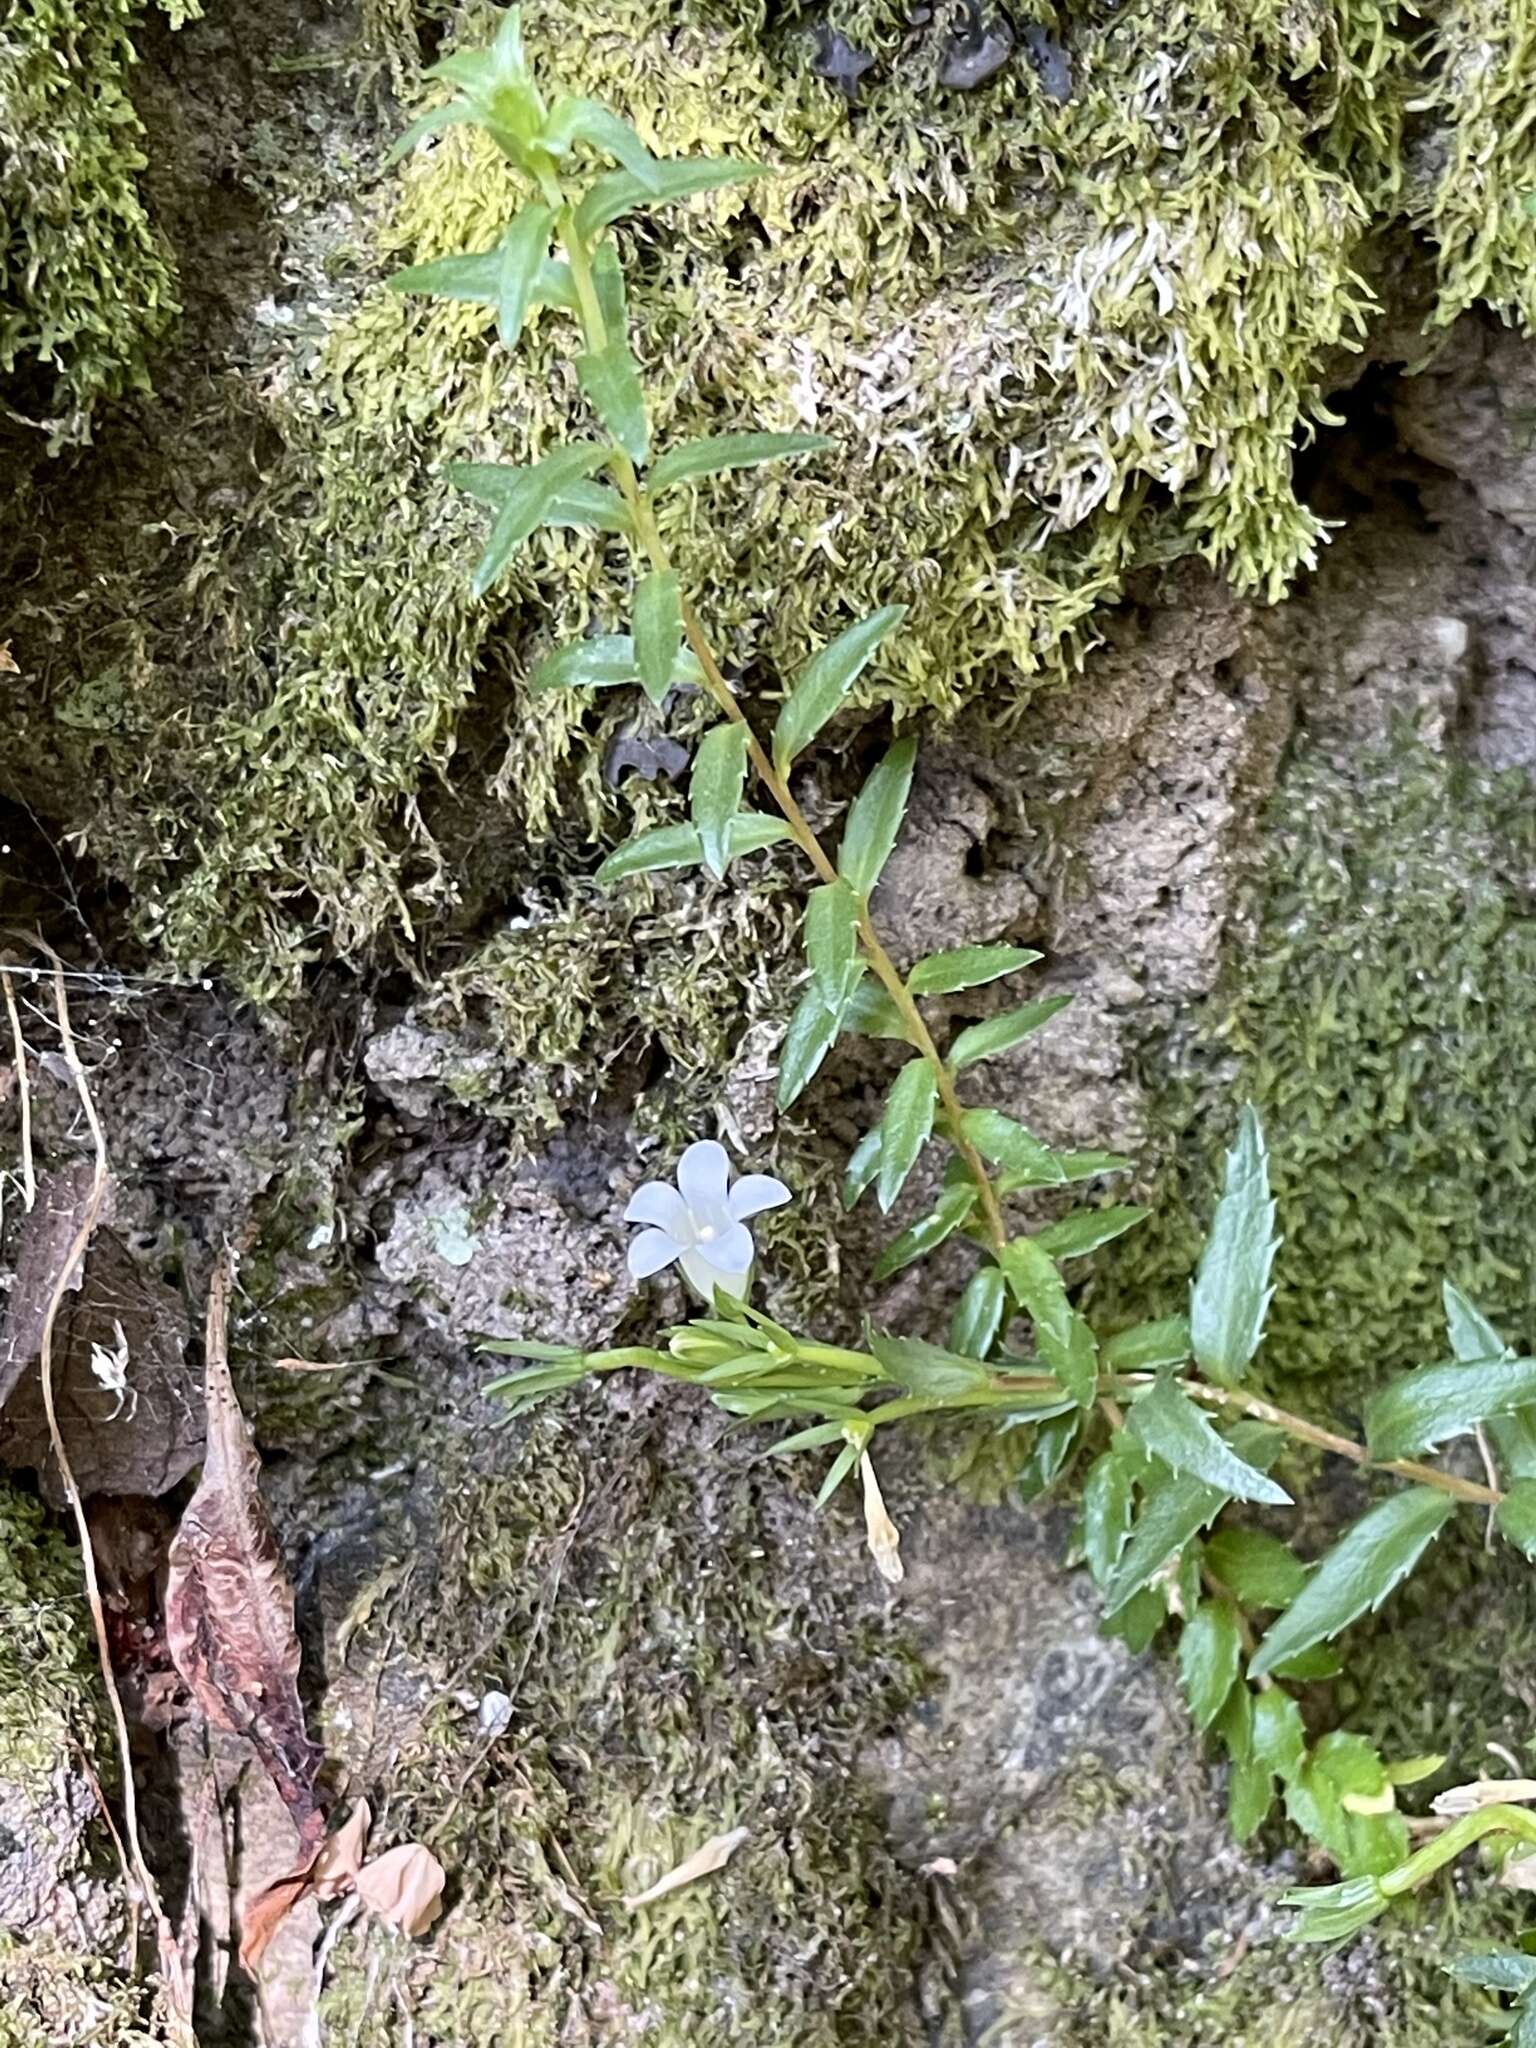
left=528, top=633, right=698, bottom=692
left=1248, top=1488, right=1458, bottom=1679
left=805, top=880, right=862, bottom=1008
left=908, top=944, right=1041, bottom=995
left=1100, top=1467, right=1228, bottom=1615
left=496, top=201, right=554, bottom=347
left=634, top=568, right=683, bottom=705
left=997, top=1237, right=1096, bottom=1407
left=387, top=97, right=479, bottom=166
left=839, top=739, right=916, bottom=899
left=869, top=1333, right=990, bottom=1399
left=651, top=431, right=834, bottom=494
left=578, top=341, right=649, bottom=465
left=590, top=241, right=628, bottom=343
left=843, top=1127, right=882, bottom=1210
left=1126, top=1374, right=1291, bottom=1506
left=949, top=995, right=1072, bottom=1071
left=871, top=1183, right=975, bottom=1281
left=773, top=606, right=906, bottom=772
left=1189, top=1105, right=1279, bottom=1387
left=576, top=158, right=764, bottom=238
left=1031, top=1206, right=1149, bottom=1260
left=597, top=812, right=790, bottom=885
left=541, top=96, right=663, bottom=190
left=777, top=980, right=855, bottom=1110
left=1496, top=1477, right=1536, bottom=1559
left=1203, top=1526, right=1308, bottom=1608
left=690, top=723, right=749, bottom=880
left=959, top=1106, right=1065, bottom=1184
left=950, top=1265, right=1007, bottom=1358
left=1178, top=1599, right=1241, bottom=1730
left=1444, top=1280, right=1536, bottom=1479
left=1363, top=1354, right=1536, bottom=1461
left=876, top=1058, right=938, bottom=1212
left=456, top=445, right=609, bottom=598
left=1079, top=1449, right=1134, bottom=1587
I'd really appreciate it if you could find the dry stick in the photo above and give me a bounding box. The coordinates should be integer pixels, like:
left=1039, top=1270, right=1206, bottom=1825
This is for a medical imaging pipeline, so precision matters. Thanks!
left=1, top=965, right=35, bottom=1212
left=20, top=935, right=199, bottom=2042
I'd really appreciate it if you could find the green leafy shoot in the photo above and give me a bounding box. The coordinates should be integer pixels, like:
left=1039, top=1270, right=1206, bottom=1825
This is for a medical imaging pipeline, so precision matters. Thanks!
left=596, top=812, right=790, bottom=884
left=772, top=606, right=906, bottom=772
left=651, top=431, right=835, bottom=494
left=1126, top=1374, right=1291, bottom=1506
left=876, top=1059, right=938, bottom=1212
left=1188, top=1105, right=1279, bottom=1386
left=453, top=444, right=609, bottom=596
left=690, top=723, right=749, bottom=880
left=949, top=996, right=1071, bottom=1071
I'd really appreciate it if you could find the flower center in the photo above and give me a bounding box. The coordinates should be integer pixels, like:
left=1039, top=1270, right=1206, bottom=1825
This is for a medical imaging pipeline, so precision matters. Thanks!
left=696, top=1222, right=718, bottom=1243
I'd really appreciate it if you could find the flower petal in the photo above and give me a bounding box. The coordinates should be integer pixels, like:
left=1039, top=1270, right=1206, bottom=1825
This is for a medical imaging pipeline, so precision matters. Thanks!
left=676, top=1139, right=731, bottom=1213
left=727, top=1174, right=792, bottom=1222
left=624, top=1180, right=688, bottom=1232
left=681, top=1248, right=751, bottom=1302
left=628, top=1227, right=682, bottom=1280
left=696, top=1219, right=754, bottom=1274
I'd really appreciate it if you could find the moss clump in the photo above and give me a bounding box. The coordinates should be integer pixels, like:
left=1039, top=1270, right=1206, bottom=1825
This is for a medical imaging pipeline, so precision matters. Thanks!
left=316, top=1406, right=924, bottom=2045
left=0, top=1484, right=101, bottom=1798
left=0, top=0, right=194, bottom=446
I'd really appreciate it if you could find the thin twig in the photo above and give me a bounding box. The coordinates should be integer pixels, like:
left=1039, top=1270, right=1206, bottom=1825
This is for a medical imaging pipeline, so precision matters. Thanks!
left=18, top=933, right=198, bottom=2042
left=1, top=966, right=35, bottom=1213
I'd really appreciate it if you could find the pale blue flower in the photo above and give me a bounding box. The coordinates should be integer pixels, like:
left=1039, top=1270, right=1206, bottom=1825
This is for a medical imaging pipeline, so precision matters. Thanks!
left=625, top=1140, right=790, bottom=1301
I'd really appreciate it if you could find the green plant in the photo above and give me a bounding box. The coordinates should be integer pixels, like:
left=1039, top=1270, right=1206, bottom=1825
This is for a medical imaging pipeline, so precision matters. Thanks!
left=388, top=8, right=1536, bottom=1964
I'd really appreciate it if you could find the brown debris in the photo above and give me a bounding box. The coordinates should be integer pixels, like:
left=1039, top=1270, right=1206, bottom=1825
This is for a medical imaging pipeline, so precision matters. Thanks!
left=354, top=1843, right=447, bottom=1936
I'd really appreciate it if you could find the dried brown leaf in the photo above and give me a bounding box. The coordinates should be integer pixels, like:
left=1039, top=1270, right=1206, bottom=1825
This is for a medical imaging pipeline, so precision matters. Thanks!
left=0, top=642, right=17, bottom=673
left=165, top=1255, right=323, bottom=1832
left=236, top=1799, right=373, bottom=1972
left=354, top=1843, right=446, bottom=1935
left=622, top=1826, right=750, bottom=1909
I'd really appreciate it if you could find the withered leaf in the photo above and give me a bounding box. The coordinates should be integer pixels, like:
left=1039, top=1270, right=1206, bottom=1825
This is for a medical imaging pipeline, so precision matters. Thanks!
left=622, top=1825, right=750, bottom=1910
left=165, top=1255, right=323, bottom=1835
left=238, top=1800, right=373, bottom=1973
left=355, top=1843, right=446, bottom=1936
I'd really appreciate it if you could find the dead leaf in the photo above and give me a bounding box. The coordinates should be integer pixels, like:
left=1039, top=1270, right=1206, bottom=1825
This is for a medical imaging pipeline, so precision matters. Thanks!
left=1432, top=1777, right=1536, bottom=1817
left=860, top=1454, right=904, bottom=1585
left=355, top=1843, right=446, bottom=1935
left=238, top=1799, right=373, bottom=1972
left=622, top=1826, right=750, bottom=1910
left=0, top=641, right=17, bottom=673
left=1503, top=1854, right=1536, bottom=1891
left=165, top=1254, right=324, bottom=1834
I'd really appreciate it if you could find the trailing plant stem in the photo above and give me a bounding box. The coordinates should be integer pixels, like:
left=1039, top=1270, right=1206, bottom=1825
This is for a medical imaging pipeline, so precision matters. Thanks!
left=551, top=195, right=1009, bottom=1250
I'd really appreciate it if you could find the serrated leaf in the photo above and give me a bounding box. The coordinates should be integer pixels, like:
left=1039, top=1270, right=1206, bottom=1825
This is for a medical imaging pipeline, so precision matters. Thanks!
left=576, top=157, right=764, bottom=237
left=777, top=982, right=849, bottom=1109
left=907, top=943, right=1041, bottom=996
left=1106, top=1582, right=1167, bottom=1653
left=542, top=96, right=663, bottom=188
left=949, top=995, right=1072, bottom=1071
left=958, top=1107, right=1066, bottom=1184
left=877, top=1059, right=937, bottom=1212
left=596, top=811, right=790, bottom=884
left=457, top=445, right=609, bottom=597
left=839, top=739, right=916, bottom=899
left=1284, top=1732, right=1408, bottom=1877
left=1032, top=1205, right=1149, bottom=1260
left=687, top=722, right=748, bottom=879
left=1364, top=1356, right=1536, bottom=1462
left=1127, top=1375, right=1291, bottom=1506
left=1270, top=1645, right=1342, bottom=1681
left=1446, top=1951, right=1536, bottom=1994
left=1189, top=1105, right=1279, bottom=1387
left=997, top=1237, right=1096, bottom=1406
left=1080, top=1449, right=1134, bottom=1587
left=1101, top=1316, right=1192, bottom=1373
left=650, top=431, right=834, bottom=493
left=950, top=1266, right=1007, bottom=1359
left=495, top=201, right=554, bottom=346
left=1203, top=1527, right=1309, bottom=1609
left=1050, top=1150, right=1136, bottom=1184
left=805, top=880, right=862, bottom=1008
left=843, top=980, right=914, bottom=1042
left=843, top=1128, right=882, bottom=1211
left=1179, top=1601, right=1242, bottom=1730
left=872, top=1183, right=976, bottom=1280
left=1101, top=1469, right=1230, bottom=1615
left=869, top=1332, right=990, bottom=1399
left=1248, top=1489, right=1458, bottom=1678
left=1252, top=1687, right=1307, bottom=1782
left=1497, top=1478, right=1536, bottom=1559
left=632, top=568, right=683, bottom=705
left=1229, top=1753, right=1276, bottom=1842
left=772, top=607, right=906, bottom=772
left=577, top=341, right=648, bottom=464
left=1444, top=1281, right=1536, bottom=1479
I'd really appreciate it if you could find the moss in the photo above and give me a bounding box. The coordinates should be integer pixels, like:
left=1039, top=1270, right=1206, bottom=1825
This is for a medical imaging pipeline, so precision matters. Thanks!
left=0, top=1485, right=102, bottom=1793
left=315, top=1405, right=925, bottom=2044
left=0, top=0, right=193, bottom=447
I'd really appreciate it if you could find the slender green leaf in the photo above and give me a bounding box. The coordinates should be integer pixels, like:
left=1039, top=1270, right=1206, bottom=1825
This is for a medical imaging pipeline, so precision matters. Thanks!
left=1270, top=1645, right=1342, bottom=1680
left=1080, top=1449, right=1134, bottom=1587
left=542, top=96, right=663, bottom=188
left=805, top=880, right=862, bottom=1008
left=458, top=445, right=609, bottom=596
left=495, top=201, right=554, bottom=346
left=843, top=980, right=914, bottom=1042
left=950, top=1266, right=1007, bottom=1359
left=1102, top=1316, right=1192, bottom=1373
left=815, top=1439, right=861, bottom=1507
left=589, top=241, right=628, bottom=342
left=689, top=722, right=748, bottom=879
left=997, top=1237, right=1096, bottom=1406
left=777, top=983, right=848, bottom=1109
left=387, top=98, right=479, bottom=165
left=1364, top=1355, right=1536, bottom=1461
left=870, top=1332, right=990, bottom=1399
left=534, top=255, right=579, bottom=310
left=772, top=607, right=906, bottom=771
left=1496, top=1477, right=1536, bottom=1559
left=1203, top=1527, right=1309, bottom=1609
left=1446, top=1952, right=1536, bottom=1994
left=1102, top=1468, right=1228, bottom=1615
left=576, top=157, right=764, bottom=237
left=1252, top=1687, right=1306, bottom=1782
left=769, top=1420, right=846, bottom=1457
left=843, top=1127, right=882, bottom=1211
left=542, top=480, right=632, bottom=533
left=872, top=1183, right=975, bottom=1280
left=949, top=995, right=1071, bottom=1071
left=1189, top=1105, right=1279, bottom=1387
left=1033, top=1206, right=1148, bottom=1261
left=596, top=811, right=790, bottom=884
left=528, top=632, right=697, bottom=691
left=839, top=739, right=916, bottom=899
left=1249, top=1489, right=1458, bottom=1678
left=1445, top=1281, right=1536, bottom=1478
left=1282, top=1874, right=1391, bottom=1942
left=1179, top=1601, right=1241, bottom=1730
left=577, top=341, right=648, bottom=464
left=651, top=431, right=834, bottom=494
left=1128, top=1376, right=1291, bottom=1506
left=877, top=1059, right=938, bottom=1212
left=908, top=943, right=1041, bottom=996
left=1229, top=1752, right=1276, bottom=1842
left=388, top=244, right=502, bottom=302
left=1049, top=1150, right=1135, bottom=1184
left=959, top=1107, right=1065, bottom=1184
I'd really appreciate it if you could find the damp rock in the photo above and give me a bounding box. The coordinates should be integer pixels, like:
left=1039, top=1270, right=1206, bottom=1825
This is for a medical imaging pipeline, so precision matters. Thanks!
left=811, top=23, right=876, bottom=100
left=938, top=3, right=1014, bottom=89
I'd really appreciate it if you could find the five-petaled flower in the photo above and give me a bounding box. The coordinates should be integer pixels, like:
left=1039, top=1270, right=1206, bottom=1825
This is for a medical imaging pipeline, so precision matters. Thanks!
left=625, top=1140, right=790, bottom=1301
